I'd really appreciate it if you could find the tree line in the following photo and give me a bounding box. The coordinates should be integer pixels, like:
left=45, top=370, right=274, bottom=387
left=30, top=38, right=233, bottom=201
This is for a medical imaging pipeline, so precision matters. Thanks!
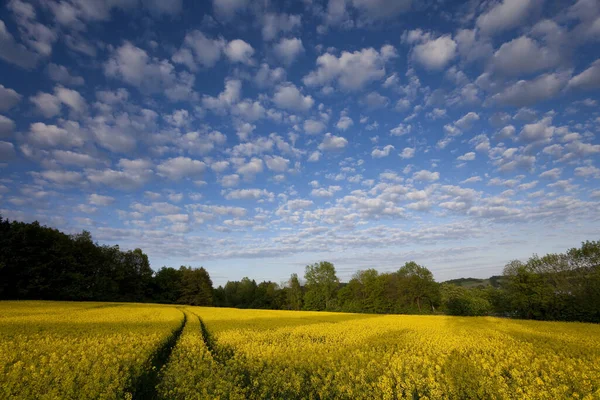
left=1, top=216, right=599, bottom=322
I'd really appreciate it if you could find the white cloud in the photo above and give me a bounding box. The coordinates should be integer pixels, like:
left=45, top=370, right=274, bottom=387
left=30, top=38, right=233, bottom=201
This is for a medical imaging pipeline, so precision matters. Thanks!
left=490, top=36, right=561, bottom=76
left=412, top=35, right=457, bottom=70
left=30, top=92, right=61, bottom=118
left=311, top=186, right=342, bottom=198
left=254, top=63, right=286, bottom=88
left=539, top=168, right=561, bottom=180
left=568, top=59, right=600, bottom=90
left=477, top=0, right=540, bottom=35
left=491, top=71, right=570, bottom=107
left=105, top=42, right=195, bottom=100
left=303, top=47, right=390, bottom=90
left=519, top=117, right=554, bottom=142
left=212, top=0, right=249, bottom=21
left=318, top=133, right=348, bottom=151
left=89, top=193, right=115, bottom=206
left=399, top=147, right=415, bottom=159
left=461, top=176, right=482, bottom=184
left=202, top=78, right=241, bottom=114
left=172, top=30, right=225, bottom=70
left=220, top=174, right=240, bottom=187
left=236, top=157, right=264, bottom=178
left=454, top=112, right=480, bottom=131
left=413, top=169, right=440, bottom=182
left=0, top=115, right=15, bottom=137
left=0, top=20, right=39, bottom=68
left=157, top=157, right=206, bottom=180
left=304, top=119, right=327, bottom=135
left=47, top=63, right=84, bottom=86
left=262, top=13, right=302, bottom=41
left=273, top=83, right=314, bottom=112
left=308, top=150, right=322, bottom=162
left=55, top=86, right=87, bottom=114
left=574, top=166, right=600, bottom=178
left=0, top=141, right=15, bottom=160
left=457, top=152, right=476, bottom=161
left=0, top=85, right=22, bottom=111
left=264, top=155, right=290, bottom=172
left=336, top=115, right=353, bottom=130
left=27, top=122, right=84, bottom=148
left=224, top=39, right=254, bottom=65
left=361, top=91, right=389, bottom=109
left=371, top=145, right=394, bottom=158
left=224, top=188, right=274, bottom=201
left=87, top=167, right=152, bottom=191
left=274, top=37, right=304, bottom=65
left=390, top=123, right=411, bottom=136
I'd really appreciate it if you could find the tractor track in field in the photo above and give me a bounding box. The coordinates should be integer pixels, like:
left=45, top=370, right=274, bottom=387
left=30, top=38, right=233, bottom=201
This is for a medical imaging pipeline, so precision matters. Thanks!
left=130, top=308, right=187, bottom=400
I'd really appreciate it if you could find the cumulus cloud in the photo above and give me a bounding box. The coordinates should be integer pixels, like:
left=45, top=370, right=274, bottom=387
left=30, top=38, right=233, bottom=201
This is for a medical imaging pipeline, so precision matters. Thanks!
left=273, top=83, right=314, bottom=112
left=304, top=119, right=327, bottom=135
left=318, top=133, right=348, bottom=151
left=47, top=63, right=84, bottom=86
left=399, top=147, right=415, bottom=159
left=172, top=30, right=225, bottom=70
left=489, top=36, right=561, bottom=76
left=490, top=71, right=570, bottom=107
left=574, top=166, right=600, bottom=178
left=568, top=59, right=600, bottom=90
left=454, top=112, right=480, bottom=131
left=236, top=157, right=264, bottom=178
left=0, top=115, right=15, bottom=137
left=212, top=0, right=249, bottom=21
left=303, top=47, right=392, bottom=90
left=157, top=157, right=206, bottom=180
left=202, top=78, right=241, bottom=114
left=0, top=85, right=22, bottom=111
left=0, top=19, right=41, bottom=69
left=371, top=145, right=394, bottom=158
left=457, top=152, right=476, bottom=161
left=519, top=117, right=554, bottom=143
left=390, top=123, right=411, bottom=136
left=26, top=122, right=84, bottom=148
left=262, top=13, right=302, bottom=41
left=477, top=0, right=540, bottom=35
left=224, top=39, right=254, bottom=65
left=407, top=32, right=457, bottom=70
left=224, top=188, right=274, bottom=201
left=105, top=42, right=195, bottom=100
left=89, top=193, right=115, bottom=206
left=336, top=115, right=353, bottom=130
left=413, top=170, right=440, bottom=182
left=0, top=141, right=16, bottom=160
left=274, top=37, right=304, bottom=65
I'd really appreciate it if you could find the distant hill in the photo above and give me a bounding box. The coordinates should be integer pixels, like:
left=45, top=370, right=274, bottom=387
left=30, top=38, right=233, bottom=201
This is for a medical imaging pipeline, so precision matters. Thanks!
left=443, top=275, right=506, bottom=288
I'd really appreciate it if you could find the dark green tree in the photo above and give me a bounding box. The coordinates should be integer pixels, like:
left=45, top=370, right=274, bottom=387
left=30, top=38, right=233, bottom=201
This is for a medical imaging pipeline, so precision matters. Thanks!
left=178, top=266, right=214, bottom=306
left=304, top=261, right=339, bottom=311
left=397, top=261, right=440, bottom=313
left=286, top=273, right=303, bottom=310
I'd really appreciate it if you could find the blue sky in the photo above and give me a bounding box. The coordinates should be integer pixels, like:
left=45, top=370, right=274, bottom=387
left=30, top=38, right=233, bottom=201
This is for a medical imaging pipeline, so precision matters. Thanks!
left=0, top=0, right=599, bottom=286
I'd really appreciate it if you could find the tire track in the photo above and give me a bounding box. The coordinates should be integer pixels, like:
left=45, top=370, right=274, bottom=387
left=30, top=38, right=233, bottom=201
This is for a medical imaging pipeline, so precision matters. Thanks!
left=130, top=308, right=186, bottom=400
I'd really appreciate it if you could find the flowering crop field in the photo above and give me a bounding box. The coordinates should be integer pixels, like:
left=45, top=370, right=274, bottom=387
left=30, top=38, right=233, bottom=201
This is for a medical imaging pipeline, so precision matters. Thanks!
left=2, top=302, right=600, bottom=399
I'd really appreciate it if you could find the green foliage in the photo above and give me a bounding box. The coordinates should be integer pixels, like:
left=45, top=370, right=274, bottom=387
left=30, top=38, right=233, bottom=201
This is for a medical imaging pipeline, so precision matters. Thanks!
left=303, top=261, right=339, bottom=311
left=286, top=273, right=303, bottom=310
left=440, top=284, right=492, bottom=316
left=500, top=240, right=600, bottom=322
left=178, top=266, right=214, bottom=306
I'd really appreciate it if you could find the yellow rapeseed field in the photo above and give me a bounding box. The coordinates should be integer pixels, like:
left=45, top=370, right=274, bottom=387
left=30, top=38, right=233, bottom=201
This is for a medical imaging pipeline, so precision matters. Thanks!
left=188, top=307, right=600, bottom=400
left=1, top=302, right=599, bottom=399
left=0, top=301, right=183, bottom=400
